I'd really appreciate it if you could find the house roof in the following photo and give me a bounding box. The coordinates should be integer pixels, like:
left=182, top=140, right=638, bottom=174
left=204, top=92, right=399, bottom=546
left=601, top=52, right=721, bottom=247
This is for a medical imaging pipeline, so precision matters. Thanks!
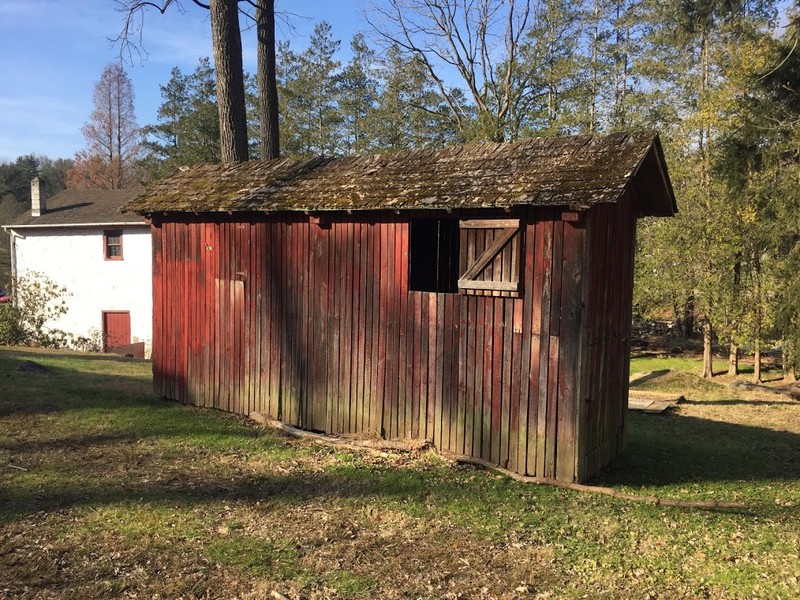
left=124, top=131, right=677, bottom=217
left=4, top=189, right=146, bottom=229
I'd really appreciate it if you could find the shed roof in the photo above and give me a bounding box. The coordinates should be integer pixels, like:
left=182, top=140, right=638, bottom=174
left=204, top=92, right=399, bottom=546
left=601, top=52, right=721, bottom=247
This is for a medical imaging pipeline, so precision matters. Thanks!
left=124, top=131, right=676, bottom=217
left=5, top=189, right=145, bottom=229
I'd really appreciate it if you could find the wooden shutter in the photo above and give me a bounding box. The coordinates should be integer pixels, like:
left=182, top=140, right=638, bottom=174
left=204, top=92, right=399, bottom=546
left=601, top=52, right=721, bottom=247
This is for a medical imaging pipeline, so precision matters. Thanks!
left=458, top=219, right=522, bottom=297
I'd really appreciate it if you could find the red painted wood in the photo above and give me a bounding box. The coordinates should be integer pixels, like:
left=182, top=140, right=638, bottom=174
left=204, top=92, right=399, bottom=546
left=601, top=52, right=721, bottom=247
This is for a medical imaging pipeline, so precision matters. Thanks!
left=152, top=200, right=642, bottom=483
left=456, top=297, right=478, bottom=455
left=533, top=216, right=553, bottom=477
left=362, top=221, right=374, bottom=433
left=103, top=311, right=131, bottom=350
left=398, top=221, right=410, bottom=439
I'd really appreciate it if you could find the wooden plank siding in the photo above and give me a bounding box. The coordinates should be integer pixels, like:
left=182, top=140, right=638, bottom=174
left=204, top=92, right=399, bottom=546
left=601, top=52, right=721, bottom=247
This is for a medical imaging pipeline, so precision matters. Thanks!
left=151, top=199, right=639, bottom=482
left=578, top=190, right=638, bottom=481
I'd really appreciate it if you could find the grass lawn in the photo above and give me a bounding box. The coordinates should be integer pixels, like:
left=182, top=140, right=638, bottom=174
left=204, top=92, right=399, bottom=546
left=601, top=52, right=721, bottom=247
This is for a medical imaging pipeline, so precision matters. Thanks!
left=0, top=347, right=798, bottom=599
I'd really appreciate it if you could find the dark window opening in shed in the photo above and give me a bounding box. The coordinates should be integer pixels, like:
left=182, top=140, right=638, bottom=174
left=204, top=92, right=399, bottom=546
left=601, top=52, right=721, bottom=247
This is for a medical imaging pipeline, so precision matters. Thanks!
left=409, top=219, right=460, bottom=293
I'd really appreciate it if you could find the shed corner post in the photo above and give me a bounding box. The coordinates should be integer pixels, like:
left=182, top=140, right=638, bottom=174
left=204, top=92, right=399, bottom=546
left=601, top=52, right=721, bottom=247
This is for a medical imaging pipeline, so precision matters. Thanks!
left=572, top=213, right=593, bottom=483
left=150, top=218, right=164, bottom=399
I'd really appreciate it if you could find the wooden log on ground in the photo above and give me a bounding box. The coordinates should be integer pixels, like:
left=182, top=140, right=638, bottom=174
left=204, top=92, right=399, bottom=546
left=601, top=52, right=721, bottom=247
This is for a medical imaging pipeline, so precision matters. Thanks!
left=249, top=412, right=430, bottom=452
left=249, top=412, right=749, bottom=510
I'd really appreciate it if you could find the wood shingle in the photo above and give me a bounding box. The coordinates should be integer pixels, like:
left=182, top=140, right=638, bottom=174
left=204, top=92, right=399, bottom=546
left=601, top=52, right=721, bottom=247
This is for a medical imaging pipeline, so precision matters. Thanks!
left=124, top=131, right=675, bottom=217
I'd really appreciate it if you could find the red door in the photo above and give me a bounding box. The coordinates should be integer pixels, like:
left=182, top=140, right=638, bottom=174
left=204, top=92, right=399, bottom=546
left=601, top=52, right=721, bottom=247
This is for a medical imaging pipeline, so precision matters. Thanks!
left=103, top=311, right=131, bottom=352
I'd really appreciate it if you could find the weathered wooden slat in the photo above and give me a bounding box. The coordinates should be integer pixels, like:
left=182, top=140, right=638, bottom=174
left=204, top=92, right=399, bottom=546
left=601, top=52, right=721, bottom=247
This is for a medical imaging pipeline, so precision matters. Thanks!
left=397, top=221, right=410, bottom=439
left=533, top=216, right=554, bottom=477
left=458, top=280, right=519, bottom=291
left=364, top=221, right=376, bottom=434
left=500, top=299, right=512, bottom=467
left=425, top=294, right=442, bottom=447
left=456, top=297, right=478, bottom=455
left=489, top=298, right=503, bottom=462
left=417, top=292, right=428, bottom=439
left=460, top=219, right=521, bottom=229
left=555, top=220, right=585, bottom=482
left=351, top=222, right=363, bottom=431
left=467, top=296, right=479, bottom=457
left=441, top=294, right=458, bottom=451
left=267, top=218, right=280, bottom=419
left=544, top=220, right=564, bottom=479
left=516, top=210, right=535, bottom=473
left=377, top=222, right=389, bottom=437
left=322, top=221, right=333, bottom=431
left=341, top=220, right=353, bottom=433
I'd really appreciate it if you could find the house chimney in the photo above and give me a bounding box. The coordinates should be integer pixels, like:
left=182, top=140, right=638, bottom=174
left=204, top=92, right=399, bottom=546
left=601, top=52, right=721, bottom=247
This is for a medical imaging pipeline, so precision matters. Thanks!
left=31, top=177, right=46, bottom=217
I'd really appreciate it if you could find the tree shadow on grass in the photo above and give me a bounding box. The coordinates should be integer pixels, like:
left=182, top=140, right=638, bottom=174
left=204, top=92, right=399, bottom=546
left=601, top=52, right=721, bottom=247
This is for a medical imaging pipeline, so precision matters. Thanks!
left=0, top=353, right=152, bottom=418
left=0, top=346, right=149, bottom=366
left=594, top=411, right=800, bottom=488
left=629, top=369, right=670, bottom=386
left=680, top=398, right=798, bottom=407
left=0, top=455, right=430, bottom=524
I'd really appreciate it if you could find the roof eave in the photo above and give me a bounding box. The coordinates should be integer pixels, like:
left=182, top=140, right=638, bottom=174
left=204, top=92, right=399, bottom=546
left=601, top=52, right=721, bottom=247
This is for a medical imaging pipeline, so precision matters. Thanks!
left=3, top=221, right=149, bottom=231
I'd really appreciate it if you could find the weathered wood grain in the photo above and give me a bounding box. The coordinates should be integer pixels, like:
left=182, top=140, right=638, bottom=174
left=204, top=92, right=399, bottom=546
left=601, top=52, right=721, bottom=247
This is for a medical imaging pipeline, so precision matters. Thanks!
left=149, top=192, right=642, bottom=483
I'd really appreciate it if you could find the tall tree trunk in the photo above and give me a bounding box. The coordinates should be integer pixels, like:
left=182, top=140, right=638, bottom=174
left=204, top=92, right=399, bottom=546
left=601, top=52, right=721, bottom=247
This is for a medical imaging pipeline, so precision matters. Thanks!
left=728, top=341, right=739, bottom=376
left=589, top=0, right=599, bottom=132
left=753, top=252, right=763, bottom=383
left=702, top=319, right=713, bottom=378
left=210, top=0, right=249, bottom=163
left=682, top=294, right=695, bottom=338
left=754, top=337, right=762, bottom=383
left=784, top=339, right=797, bottom=383
left=728, top=256, right=741, bottom=376
left=256, top=0, right=280, bottom=160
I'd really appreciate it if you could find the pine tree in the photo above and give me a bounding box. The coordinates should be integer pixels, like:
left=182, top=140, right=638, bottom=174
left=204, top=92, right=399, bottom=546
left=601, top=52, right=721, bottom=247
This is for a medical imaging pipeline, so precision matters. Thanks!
left=339, top=34, right=378, bottom=155
left=141, top=58, right=221, bottom=180
left=278, top=22, right=342, bottom=156
left=370, top=46, right=458, bottom=151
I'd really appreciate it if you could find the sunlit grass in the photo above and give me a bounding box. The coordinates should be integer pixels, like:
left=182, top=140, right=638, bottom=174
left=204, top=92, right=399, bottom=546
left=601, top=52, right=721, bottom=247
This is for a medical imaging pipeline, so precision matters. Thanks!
left=1, top=346, right=798, bottom=599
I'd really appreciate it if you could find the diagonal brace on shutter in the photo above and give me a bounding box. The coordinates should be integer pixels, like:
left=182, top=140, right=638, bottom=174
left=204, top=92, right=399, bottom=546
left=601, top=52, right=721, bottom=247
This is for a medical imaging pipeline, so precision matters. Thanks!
left=458, top=226, right=517, bottom=286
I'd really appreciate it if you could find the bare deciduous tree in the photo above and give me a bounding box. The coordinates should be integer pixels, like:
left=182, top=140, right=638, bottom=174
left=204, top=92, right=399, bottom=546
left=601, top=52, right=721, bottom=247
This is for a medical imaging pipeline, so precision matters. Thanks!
left=67, top=63, right=140, bottom=189
left=365, top=0, right=533, bottom=142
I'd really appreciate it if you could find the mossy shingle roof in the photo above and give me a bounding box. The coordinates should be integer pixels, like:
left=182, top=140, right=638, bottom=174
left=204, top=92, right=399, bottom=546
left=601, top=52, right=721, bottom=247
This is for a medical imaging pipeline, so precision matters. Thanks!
left=124, top=131, right=676, bottom=217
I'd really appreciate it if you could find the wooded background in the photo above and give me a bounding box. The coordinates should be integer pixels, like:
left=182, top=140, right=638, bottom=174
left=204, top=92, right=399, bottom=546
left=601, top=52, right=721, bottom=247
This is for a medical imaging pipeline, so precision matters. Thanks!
left=2, top=0, right=799, bottom=378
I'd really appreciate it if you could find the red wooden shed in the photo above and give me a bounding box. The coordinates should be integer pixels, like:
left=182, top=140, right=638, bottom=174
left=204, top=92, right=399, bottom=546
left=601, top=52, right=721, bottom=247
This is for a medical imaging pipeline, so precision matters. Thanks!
left=125, top=131, right=676, bottom=483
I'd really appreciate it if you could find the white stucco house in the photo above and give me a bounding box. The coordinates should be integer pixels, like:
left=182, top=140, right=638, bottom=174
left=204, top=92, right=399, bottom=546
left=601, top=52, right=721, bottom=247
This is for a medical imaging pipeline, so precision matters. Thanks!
left=3, top=178, right=152, bottom=357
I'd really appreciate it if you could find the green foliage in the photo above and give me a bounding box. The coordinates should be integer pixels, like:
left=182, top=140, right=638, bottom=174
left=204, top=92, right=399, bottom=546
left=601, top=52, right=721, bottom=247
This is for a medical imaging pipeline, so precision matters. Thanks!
left=370, top=46, right=459, bottom=150
left=631, top=0, right=800, bottom=378
left=0, top=155, right=39, bottom=202
left=338, top=34, right=379, bottom=155
left=0, top=272, right=71, bottom=348
left=279, top=22, right=342, bottom=157
left=140, top=58, right=222, bottom=181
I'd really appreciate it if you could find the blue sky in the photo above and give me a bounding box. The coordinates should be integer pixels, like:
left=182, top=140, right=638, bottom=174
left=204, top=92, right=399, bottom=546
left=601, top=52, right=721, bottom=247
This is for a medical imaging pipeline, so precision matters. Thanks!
left=0, top=0, right=365, bottom=161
